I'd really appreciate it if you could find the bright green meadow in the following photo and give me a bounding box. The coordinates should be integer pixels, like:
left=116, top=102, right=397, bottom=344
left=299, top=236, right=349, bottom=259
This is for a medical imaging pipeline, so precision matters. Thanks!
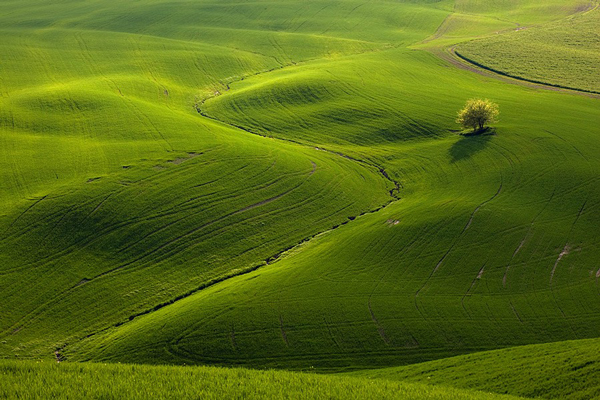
left=1, top=0, right=599, bottom=398
left=457, top=3, right=600, bottom=93
left=0, top=360, right=525, bottom=400
left=351, top=337, right=600, bottom=400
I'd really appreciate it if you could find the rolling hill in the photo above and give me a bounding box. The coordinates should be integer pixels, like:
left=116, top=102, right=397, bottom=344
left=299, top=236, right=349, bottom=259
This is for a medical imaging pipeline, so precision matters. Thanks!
left=1, top=0, right=599, bottom=398
left=456, top=3, right=600, bottom=93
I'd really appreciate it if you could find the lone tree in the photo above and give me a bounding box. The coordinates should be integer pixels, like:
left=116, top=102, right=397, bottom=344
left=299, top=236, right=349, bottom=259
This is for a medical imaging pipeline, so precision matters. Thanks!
left=456, top=98, right=499, bottom=133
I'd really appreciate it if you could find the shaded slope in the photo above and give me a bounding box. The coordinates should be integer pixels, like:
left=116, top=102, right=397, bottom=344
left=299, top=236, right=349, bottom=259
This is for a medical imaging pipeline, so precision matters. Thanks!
left=0, top=121, right=391, bottom=357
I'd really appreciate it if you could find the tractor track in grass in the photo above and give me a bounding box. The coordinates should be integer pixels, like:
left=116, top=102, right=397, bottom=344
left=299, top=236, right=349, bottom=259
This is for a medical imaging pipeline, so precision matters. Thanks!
left=0, top=157, right=274, bottom=276
left=3, top=195, right=48, bottom=236
left=461, top=263, right=486, bottom=317
left=411, top=178, right=502, bottom=340
left=196, top=102, right=402, bottom=198
left=502, top=181, right=558, bottom=327
left=366, top=223, right=430, bottom=347
left=3, top=166, right=321, bottom=336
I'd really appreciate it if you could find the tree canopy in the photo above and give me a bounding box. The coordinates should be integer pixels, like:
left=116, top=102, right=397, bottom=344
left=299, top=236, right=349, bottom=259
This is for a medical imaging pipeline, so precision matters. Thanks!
left=457, top=99, right=499, bottom=132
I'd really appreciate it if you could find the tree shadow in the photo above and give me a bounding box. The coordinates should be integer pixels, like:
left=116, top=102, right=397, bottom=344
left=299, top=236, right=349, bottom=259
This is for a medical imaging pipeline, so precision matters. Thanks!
left=449, top=128, right=495, bottom=163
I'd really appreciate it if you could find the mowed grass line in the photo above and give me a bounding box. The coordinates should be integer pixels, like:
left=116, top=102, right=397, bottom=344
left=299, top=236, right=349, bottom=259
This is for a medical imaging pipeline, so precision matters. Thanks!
left=0, top=360, right=525, bottom=400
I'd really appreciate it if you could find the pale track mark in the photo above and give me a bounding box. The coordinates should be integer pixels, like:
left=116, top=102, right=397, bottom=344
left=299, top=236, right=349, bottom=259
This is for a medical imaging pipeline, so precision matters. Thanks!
left=503, top=221, right=538, bottom=288
left=367, top=302, right=390, bottom=345
left=461, top=264, right=486, bottom=317
left=550, top=201, right=586, bottom=284
left=550, top=244, right=572, bottom=284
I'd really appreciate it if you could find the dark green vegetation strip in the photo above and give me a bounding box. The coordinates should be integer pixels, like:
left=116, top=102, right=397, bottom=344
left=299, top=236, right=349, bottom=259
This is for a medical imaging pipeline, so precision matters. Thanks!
left=351, top=337, right=600, bottom=400
left=0, top=360, right=524, bottom=400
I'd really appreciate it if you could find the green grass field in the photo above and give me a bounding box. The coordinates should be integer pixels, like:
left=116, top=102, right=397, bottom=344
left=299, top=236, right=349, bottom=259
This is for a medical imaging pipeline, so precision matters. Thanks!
left=456, top=3, right=600, bottom=93
left=351, top=337, right=600, bottom=399
left=1, top=0, right=599, bottom=398
left=0, top=360, right=526, bottom=400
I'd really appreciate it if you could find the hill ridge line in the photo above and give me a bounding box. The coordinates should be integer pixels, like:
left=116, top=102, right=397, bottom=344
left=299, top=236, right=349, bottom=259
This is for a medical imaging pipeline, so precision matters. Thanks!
left=195, top=64, right=403, bottom=198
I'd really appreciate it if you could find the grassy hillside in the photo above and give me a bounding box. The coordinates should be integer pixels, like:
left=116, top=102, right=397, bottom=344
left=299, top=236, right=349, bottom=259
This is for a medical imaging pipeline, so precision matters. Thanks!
left=1, top=0, right=402, bottom=358
left=1, top=0, right=600, bottom=388
left=456, top=4, right=600, bottom=93
left=351, top=337, right=600, bottom=400
left=71, top=10, right=600, bottom=371
left=413, top=0, right=591, bottom=47
left=0, top=360, right=524, bottom=400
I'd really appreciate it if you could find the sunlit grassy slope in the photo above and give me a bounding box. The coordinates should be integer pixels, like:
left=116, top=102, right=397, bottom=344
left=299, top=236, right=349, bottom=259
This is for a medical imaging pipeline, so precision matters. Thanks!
left=65, top=0, right=600, bottom=371
left=412, top=0, right=593, bottom=47
left=457, top=4, right=600, bottom=93
left=1, top=0, right=403, bottom=357
left=351, top=337, right=600, bottom=400
left=2, top=0, right=600, bottom=385
left=0, top=361, right=524, bottom=400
